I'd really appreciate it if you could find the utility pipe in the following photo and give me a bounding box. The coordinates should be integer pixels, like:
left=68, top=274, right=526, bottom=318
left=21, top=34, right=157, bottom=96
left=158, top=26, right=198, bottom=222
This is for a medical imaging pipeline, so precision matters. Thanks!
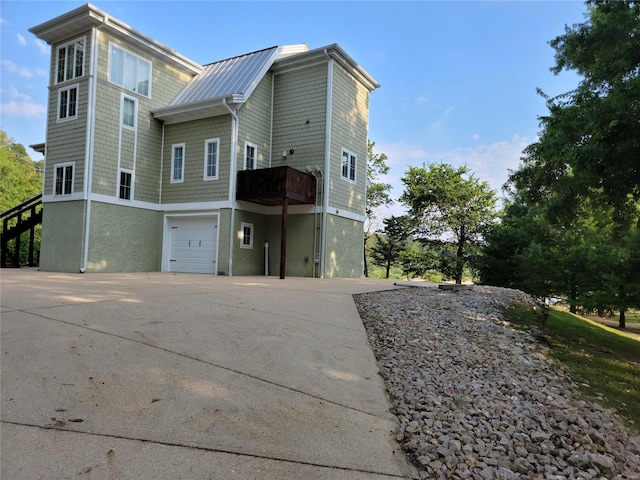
left=223, top=97, right=239, bottom=276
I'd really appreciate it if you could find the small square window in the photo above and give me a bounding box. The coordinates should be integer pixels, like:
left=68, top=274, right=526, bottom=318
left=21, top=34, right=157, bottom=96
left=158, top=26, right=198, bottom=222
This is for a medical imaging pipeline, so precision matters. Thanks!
left=240, top=222, right=254, bottom=249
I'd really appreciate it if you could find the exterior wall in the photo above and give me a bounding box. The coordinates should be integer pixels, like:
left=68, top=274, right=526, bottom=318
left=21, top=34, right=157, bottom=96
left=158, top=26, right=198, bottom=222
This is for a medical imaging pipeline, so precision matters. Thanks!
left=232, top=210, right=268, bottom=276
left=161, top=116, right=232, bottom=204
left=92, top=30, right=193, bottom=202
left=272, top=64, right=327, bottom=172
left=43, top=30, right=92, bottom=197
left=329, top=63, right=369, bottom=215
left=39, top=201, right=86, bottom=272
left=87, top=202, right=162, bottom=272
left=238, top=75, right=272, bottom=169
left=266, top=213, right=317, bottom=277
left=323, top=214, right=364, bottom=278
left=217, top=208, right=231, bottom=275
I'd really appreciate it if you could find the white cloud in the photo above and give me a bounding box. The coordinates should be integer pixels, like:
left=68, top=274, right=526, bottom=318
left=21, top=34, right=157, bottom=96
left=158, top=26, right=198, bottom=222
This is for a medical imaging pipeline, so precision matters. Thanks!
left=471, top=133, right=480, bottom=141
left=0, top=101, right=46, bottom=118
left=35, top=39, right=49, bottom=55
left=1, top=60, right=47, bottom=79
left=8, top=85, right=33, bottom=101
left=17, top=33, right=26, bottom=46
left=0, top=18, right=7, bottom=27
left=371, top=135, right=531, bottom=219
left=416, top=96, right=430, bottom=105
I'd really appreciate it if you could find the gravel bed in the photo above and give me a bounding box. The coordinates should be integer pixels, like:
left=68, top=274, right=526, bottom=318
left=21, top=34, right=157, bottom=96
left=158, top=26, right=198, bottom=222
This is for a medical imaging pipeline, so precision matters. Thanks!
left=355, top=285, right=640, bottom=480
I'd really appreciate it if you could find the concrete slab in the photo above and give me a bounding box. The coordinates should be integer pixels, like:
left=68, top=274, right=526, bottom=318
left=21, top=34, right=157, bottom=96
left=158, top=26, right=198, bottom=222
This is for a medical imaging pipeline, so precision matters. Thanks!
left=1, top=270, right=416, bottom=479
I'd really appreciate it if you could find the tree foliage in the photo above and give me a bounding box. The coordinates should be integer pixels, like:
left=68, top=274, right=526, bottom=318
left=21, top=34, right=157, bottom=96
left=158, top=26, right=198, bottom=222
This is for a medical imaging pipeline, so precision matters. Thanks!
left=0, top=130, right=43, bottom=212
left=364, top=140, right=392, bottom=277
left=401, top=163, right=498, bottom=284
left=370, top=215, right=410, bottom=279
left=482, top=1, right=640, bottom=327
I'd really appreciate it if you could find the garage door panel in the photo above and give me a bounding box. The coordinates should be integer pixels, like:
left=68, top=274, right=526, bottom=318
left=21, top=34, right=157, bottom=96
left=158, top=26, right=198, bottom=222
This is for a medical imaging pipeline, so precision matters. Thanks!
left=167, top=216, right=218, bottom=274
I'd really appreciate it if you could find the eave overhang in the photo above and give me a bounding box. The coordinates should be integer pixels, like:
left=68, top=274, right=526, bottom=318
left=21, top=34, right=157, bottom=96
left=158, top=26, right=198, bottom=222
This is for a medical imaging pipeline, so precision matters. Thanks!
left=271, top=43, right=380, bottom=92
left=151, top=94, right=244, bottom=124
left=29, top=3, right=202, bottom=76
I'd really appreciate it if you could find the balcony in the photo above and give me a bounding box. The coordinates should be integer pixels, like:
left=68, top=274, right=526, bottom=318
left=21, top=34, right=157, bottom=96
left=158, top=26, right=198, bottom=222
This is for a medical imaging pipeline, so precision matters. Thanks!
left=236, top=166, right=316, bottom=206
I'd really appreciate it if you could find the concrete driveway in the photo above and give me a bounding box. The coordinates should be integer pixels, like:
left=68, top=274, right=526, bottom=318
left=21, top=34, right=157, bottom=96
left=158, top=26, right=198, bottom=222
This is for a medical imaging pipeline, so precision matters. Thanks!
left=1, top=270, right=417, bottom=479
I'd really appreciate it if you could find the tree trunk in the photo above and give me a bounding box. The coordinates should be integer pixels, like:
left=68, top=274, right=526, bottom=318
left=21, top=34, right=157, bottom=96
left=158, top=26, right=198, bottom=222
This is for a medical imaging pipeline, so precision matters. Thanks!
left=363, top=239, right=369, bottom=277
left=619, top=284, right=626, bottom=329
left=569, top=281, right=577, bottom=314
left=385, top=259, right=391, bottom=279
left=455, top=227, right=465, bottom=285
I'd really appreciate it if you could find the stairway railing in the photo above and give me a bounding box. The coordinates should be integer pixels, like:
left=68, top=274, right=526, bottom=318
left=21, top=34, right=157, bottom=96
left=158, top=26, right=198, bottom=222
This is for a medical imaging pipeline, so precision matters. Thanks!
left=1, top=194, right=43, bottom=268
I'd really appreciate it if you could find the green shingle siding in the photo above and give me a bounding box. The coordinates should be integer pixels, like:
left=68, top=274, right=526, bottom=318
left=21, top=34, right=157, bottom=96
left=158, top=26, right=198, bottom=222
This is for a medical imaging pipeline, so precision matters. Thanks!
left=161, top=117, right=232, bottom=204
left=238, top=75, right=272, bottom=169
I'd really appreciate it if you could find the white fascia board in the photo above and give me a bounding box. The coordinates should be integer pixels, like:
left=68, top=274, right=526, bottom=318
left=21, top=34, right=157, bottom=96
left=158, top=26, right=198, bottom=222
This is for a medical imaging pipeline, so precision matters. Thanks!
left=152, top=95, right=244, bottom=124
left=30, top=4, right=202, bottom=76
left=272, top=44, right=379, bottom=92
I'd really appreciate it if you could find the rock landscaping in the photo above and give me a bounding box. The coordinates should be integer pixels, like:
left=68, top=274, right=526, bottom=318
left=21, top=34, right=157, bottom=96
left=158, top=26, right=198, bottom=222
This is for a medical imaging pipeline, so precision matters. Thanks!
left=355, top=285, right=640, bottom=480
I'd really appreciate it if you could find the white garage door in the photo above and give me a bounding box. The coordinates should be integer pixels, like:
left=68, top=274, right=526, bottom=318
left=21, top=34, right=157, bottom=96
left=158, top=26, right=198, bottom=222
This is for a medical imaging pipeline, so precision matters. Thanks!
left=168, top=216, right=218, bottom=274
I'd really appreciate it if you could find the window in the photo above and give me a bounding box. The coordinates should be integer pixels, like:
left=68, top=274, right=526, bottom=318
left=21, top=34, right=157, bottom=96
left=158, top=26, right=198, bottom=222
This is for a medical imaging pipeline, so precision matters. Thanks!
left=244, top=142, right=256, bottom=170
left=109, top=43, right=151, bottom=97
left=240, top=222, right=254, bottom=249
left=204, top=138, right=219, bottom=180
left=54, top=163, right=74, bottom=196
left=119, top=170, right=133, bottom=200
left=57, top=84, right=78, bottom=121
left=121, top=95, right=137, bottom=129
left=171, top=143, right=185, bottom=183
left=56, top=38, right=84, bottom=84
left=341, top=148, right=356, bottom=182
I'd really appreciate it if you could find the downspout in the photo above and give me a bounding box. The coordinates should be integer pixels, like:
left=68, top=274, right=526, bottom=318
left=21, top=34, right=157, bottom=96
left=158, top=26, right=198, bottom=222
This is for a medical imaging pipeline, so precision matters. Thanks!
left=223, top=97, right=239, bottom=276
left=80, top=26, right=99, bottom=272
left=320, top=50, right=333, bottom=278
left=269, top=71, right=274, bottom=167
left=159, top=123, right=165, bottom=203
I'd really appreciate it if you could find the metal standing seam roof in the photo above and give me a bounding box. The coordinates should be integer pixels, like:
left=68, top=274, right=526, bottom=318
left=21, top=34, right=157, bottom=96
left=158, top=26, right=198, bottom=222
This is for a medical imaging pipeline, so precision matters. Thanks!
left=168, top=46, right=279, bottom=107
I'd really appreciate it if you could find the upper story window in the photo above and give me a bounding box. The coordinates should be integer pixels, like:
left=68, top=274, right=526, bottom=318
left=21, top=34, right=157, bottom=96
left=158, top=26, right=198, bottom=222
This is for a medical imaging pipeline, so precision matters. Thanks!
left=341, top=148, right=357, bottom=183
left=56, top=38, right=84, bottom=84
left=204, top=138, right=219, bottom=180
left=54, top=162, right=74, bottom=196
left=121, top=95, right=137, bottom=130
left=57, top=84, right=79, bottom=122
left=119, top=169, right=133, bottom=200
left=244, top=142, right=256, bottom=170
left=171, top=143, right=185, bottom=183
left=109, top=43, right=151, bottom=97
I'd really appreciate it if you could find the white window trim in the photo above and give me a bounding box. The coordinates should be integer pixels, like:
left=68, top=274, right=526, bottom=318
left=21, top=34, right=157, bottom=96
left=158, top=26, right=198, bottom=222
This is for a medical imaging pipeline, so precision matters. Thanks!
left=244, top=141, right=257, bottom=170
left=171, top=143, right=185, bottom=184
left=203, top=138, right=220, bottom=180
left=118, top=168, right=134, bottom=200
left=121, top=93, right=138, bottom=131
left=108, top=42, right=152, bottom=98
left=57, top=83, right=79, bottom=123
left=53, top=161, right=75, bottom=196
left=240, top=222, right=254, bottom=249
left=341, top=148, right=357, bottom=183
left=55, top=36, right=85, bottom=85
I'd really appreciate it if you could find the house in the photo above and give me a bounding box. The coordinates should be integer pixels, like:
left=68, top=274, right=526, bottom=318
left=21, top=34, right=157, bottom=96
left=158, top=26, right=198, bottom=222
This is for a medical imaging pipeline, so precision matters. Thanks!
left=29, top=4, right=379, bottom=277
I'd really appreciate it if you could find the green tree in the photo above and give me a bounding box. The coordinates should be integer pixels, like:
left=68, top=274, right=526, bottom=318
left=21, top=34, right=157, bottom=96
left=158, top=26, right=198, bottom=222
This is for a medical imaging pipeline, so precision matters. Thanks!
left=0, top=130, right=43, bottom=212
left=370, top=215, right=411, bottom=279
left=364, top=140, right=392, bottom=277
left=401, top=163, right=498, bottom=284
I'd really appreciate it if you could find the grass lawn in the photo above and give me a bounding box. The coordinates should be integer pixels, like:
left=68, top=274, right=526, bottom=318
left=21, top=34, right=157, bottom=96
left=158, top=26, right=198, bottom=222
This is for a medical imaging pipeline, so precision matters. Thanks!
left=505, top=305, right=640, bottom=430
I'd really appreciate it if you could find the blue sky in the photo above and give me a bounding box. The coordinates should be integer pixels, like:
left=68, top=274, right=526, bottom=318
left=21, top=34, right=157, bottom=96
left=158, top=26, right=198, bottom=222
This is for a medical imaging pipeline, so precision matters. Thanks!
left=1, top=0, right=587, bottom=213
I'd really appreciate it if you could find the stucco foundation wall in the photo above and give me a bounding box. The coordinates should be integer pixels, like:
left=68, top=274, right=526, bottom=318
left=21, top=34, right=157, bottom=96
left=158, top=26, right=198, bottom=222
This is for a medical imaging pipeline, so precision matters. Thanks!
left=86, top=202, right=162, bottom=272
left=39, top=201, right=86, bottom=272
left=323, top=214, right=364, bottom=278
left=266, top=213, right=317, bottom=278
left=217, top=208, right=231, bottom=275
left=232, top=210, right=268, bottom=276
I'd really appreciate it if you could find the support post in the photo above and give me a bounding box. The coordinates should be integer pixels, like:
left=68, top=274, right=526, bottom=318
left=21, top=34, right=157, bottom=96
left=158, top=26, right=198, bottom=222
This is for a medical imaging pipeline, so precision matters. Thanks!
left=280, top=197, right=288, bottom=279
